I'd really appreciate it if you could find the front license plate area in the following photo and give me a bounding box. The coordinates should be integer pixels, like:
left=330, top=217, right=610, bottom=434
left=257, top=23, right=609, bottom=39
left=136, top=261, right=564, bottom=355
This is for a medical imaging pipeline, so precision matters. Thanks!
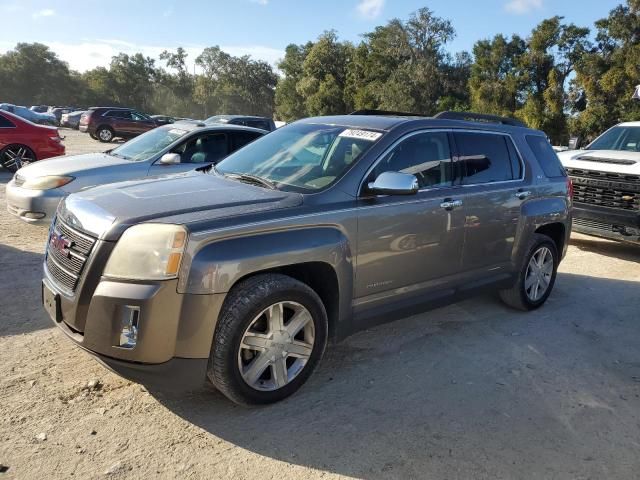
left=42, top=282, right=62, bottom=322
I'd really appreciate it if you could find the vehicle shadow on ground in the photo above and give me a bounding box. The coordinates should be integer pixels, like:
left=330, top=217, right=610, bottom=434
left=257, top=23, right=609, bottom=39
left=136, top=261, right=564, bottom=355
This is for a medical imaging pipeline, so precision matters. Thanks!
left=153, top=272, right=640, bottom=478
left=0, top=242, right=51, bottom=336
left=570, top=235, right=640, bottom=262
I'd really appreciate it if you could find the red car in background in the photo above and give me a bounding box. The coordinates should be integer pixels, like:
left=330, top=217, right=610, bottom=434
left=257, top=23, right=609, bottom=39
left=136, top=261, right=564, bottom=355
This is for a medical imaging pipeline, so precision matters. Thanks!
left=0, top=110, right=65, bottom=173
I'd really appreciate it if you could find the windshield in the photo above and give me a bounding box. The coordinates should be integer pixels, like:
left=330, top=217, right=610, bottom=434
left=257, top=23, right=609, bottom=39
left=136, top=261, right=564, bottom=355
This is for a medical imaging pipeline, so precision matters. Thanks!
left=215, top=123, right=382, bottom=192
left=110, top=126, right=189, bottom=161
left=588, top=126, right=640, bottom=152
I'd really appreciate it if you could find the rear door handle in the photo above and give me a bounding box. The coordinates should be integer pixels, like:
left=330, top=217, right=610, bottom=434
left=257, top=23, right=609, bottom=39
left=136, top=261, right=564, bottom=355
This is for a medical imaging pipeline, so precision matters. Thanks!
left=440, top=199, right=463, bottom=210
left=515, top=190, right=532, bottom=200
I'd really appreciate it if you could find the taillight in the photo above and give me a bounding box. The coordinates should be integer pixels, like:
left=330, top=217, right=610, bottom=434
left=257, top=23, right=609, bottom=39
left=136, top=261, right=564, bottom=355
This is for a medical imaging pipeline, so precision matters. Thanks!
left=566, top=176, right=574, bottom=199
left=49, top=129, right=62, bottom=143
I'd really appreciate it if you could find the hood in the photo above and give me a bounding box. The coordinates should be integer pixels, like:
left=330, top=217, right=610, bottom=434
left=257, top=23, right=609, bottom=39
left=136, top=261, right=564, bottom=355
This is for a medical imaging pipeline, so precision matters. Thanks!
left=557, top=149, right=640, bottom=175
left=18, top=152, right=133, bottom=180
left=58, top=171, right=303, bottom=240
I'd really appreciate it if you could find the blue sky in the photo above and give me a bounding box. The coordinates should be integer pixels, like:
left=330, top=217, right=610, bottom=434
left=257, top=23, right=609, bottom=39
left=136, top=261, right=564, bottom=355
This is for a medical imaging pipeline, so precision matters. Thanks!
left=0, top=0, right=623, bottom=72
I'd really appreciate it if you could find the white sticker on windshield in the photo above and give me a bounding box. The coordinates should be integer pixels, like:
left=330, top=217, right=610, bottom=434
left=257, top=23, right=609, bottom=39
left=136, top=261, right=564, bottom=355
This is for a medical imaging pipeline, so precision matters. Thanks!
left=339, top=129, right=382, bottom=141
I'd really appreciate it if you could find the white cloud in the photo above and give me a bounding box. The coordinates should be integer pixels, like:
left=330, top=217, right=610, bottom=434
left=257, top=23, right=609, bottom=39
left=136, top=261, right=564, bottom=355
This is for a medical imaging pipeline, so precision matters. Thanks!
left=356, top=0, right=384, bottom=19
left=504, top=0, right=542, bottom=14
left=251, top=0, right=269, bottom=4
left=33, top=8, right=55, bottom=19
left=0, top=39, right=284, bottom=73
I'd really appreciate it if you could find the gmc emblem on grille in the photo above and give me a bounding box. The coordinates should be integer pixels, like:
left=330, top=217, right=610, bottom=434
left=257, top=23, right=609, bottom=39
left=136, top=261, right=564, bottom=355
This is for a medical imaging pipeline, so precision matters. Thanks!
left=49, top=232, right=73, bottom=257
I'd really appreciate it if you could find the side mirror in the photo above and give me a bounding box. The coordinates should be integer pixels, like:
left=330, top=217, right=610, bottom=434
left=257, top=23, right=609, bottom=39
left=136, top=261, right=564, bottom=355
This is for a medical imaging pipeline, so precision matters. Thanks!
left=367, top=171, right=419, bottom=196
left=159, top=153, right=181, bottom=165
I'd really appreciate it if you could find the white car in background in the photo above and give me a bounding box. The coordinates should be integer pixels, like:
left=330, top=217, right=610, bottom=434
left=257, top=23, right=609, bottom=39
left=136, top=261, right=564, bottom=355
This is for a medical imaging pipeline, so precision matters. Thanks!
left=558, top=122, right=640, bottom=244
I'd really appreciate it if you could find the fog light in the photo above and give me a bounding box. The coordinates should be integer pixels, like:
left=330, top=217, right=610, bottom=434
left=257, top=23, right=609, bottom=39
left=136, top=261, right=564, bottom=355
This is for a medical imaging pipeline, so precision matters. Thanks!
left=23, top=211, right=46, bottom=219
left=119, top=306, right=139, bottom=349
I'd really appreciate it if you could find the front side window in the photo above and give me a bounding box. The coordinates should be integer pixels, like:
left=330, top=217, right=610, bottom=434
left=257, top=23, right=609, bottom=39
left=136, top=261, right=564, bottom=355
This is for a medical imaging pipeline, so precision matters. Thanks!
left=454, top=132, right=516, bottom=185
left=109, top=126, right=189, bottom=162
left=372, top=131, right=453, bottom=189
left=175, top=133, right=228, bottom=164
left=216, top=123, right=382, bottom=192
left=588, top=126, right=640, bottom=152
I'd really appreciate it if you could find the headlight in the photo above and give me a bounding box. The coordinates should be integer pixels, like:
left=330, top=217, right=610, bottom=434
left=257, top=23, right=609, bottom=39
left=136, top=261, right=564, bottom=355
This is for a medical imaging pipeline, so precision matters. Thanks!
left=104, top=224, right=187, bottom=280
left=21, top=175, right=74, bottom=190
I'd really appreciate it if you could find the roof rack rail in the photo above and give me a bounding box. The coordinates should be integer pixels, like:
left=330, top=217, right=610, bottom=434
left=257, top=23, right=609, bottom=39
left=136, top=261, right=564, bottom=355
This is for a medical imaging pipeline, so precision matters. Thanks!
left=434, top=111, right=527, bottom=128
left=349, top=109, right=426, bottom=117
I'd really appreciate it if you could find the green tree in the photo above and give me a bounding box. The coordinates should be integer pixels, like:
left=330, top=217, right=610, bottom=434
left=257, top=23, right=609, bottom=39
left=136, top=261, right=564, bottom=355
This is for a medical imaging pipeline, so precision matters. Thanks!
left=469, top=34, right=527, bottom=116
left=348, top=8, right=457, bottom=114
left=0, top=43, right=80, bottom=105
left=297, top=31, right=353, bottom=116
left=571, top=0, right=640, bottom=141
left=518, top=16, right=590, bottom=142
left=275, top=43, right=312, bottom=121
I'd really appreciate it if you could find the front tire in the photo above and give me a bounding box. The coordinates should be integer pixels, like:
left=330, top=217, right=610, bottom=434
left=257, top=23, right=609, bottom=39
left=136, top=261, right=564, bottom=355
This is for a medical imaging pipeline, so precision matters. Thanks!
left=499, top=233, right=559, bottom=311
left=96, top=126, right=114, bottom=143
left=208, top=274, right=328, bottom=406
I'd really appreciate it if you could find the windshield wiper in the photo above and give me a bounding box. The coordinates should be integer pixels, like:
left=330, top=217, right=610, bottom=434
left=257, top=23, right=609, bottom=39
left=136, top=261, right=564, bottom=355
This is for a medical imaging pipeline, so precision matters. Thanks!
left=109, top=151, right=130, bottom=160
left=225, top=172, right=278, bottom=190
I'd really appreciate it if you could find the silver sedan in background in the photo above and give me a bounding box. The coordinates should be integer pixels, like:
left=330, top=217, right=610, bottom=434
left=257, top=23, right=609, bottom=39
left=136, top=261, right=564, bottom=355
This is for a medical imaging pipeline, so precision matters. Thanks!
left=5, top=122, right=266, bottom=224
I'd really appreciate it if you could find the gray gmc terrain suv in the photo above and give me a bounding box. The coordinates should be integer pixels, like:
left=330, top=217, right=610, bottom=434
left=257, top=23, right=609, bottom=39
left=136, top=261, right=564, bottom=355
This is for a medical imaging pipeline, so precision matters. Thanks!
left=42, top=111, right=572, bottom=405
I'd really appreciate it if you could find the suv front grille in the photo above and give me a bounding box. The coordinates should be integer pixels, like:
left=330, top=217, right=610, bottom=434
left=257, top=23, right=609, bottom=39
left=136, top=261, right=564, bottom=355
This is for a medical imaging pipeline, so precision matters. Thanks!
left=566, top=168, right=640, bottom=211
left=573, top=218, right=614, bottom=231
left=46, top=218, right=97, bottom=293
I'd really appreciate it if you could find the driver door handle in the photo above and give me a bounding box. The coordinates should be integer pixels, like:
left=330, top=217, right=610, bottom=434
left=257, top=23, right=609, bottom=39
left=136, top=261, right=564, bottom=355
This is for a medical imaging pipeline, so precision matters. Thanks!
left=515, top=190, right=532, bottom=200
left=440, top=199, right=463, bottom=210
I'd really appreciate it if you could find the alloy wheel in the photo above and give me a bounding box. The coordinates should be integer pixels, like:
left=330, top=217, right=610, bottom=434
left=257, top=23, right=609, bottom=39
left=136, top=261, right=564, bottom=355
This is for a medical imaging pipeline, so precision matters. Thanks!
left=1, top=146, right=35, bottom=171
left=238, top=301, right=315, bottom=391
left=99, top=129, right=113, bottom=141
left=524, top=246, right=554, bottom=301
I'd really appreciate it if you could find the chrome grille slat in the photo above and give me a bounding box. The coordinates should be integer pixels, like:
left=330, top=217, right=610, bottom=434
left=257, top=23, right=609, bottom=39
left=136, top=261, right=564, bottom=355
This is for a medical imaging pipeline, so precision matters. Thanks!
left=573, top=218, right=613, bottom=231
left=566, top=168, right=639, bottom=212
left=46, top=218, right=97, bottom=292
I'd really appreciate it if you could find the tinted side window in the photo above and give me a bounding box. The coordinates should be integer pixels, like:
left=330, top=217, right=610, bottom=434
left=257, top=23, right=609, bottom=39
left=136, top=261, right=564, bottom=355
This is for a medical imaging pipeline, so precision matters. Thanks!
left=181, top=133, right=228, bottom=164
left=231, top=131, right=262, bottom=151
left=0, top=116, right=15, bottom=128
left=526, top=135, right=566, bottom=177
left=373, top=132, right=453, bottom=188
left=246, top=120, right=270, bottom=131
left=131, top=111, right=148, bottom=121
left=454, top=132, right=514, bottom=185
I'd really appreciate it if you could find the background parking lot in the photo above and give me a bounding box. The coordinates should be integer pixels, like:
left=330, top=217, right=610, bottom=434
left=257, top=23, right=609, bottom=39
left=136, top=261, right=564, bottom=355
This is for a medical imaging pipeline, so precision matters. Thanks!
left=0, top=130, right=639, bottom=479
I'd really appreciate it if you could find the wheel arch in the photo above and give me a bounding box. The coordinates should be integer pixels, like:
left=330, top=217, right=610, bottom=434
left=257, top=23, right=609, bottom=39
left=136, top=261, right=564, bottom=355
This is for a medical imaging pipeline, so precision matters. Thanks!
left=534, top=222, right=566, bottom=258
left=180, top=227, right=354, bottom=340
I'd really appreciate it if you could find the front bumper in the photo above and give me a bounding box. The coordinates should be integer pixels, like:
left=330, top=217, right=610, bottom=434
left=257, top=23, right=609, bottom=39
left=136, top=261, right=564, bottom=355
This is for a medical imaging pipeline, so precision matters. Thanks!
left=5, top=180, right=66, bottom=224
left=572, top=204, right=640, bottom=244
left=43, top=260, right=226, bottom=389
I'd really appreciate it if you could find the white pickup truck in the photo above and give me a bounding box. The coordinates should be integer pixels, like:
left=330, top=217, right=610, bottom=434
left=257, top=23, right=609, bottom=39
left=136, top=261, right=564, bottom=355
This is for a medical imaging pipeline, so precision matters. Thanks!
left=558, top=122, right=640, bottom=244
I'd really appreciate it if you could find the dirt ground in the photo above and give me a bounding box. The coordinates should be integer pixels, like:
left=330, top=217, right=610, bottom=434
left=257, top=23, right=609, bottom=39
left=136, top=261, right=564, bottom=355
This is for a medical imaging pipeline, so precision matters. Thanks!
left=1, top=129, right=639, bottom=479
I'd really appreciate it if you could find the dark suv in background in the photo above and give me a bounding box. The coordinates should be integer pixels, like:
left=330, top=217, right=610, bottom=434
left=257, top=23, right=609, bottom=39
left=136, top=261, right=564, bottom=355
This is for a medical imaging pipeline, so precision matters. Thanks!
left=79, top=107, right=158, bottom=142
left=205, top=114, right=276, bottom=131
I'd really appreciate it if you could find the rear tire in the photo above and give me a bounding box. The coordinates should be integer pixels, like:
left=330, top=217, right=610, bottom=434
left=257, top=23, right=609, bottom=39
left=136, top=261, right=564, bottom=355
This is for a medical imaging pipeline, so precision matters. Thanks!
left=499, top=233, right=559, bottom=311
left=208, top=274, right=328, bottom=406
left=0, top=144, right=36, bottom=173
left=89, top=132, right=98, bottom=140
left=96, top=126, right=114, bottom=143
